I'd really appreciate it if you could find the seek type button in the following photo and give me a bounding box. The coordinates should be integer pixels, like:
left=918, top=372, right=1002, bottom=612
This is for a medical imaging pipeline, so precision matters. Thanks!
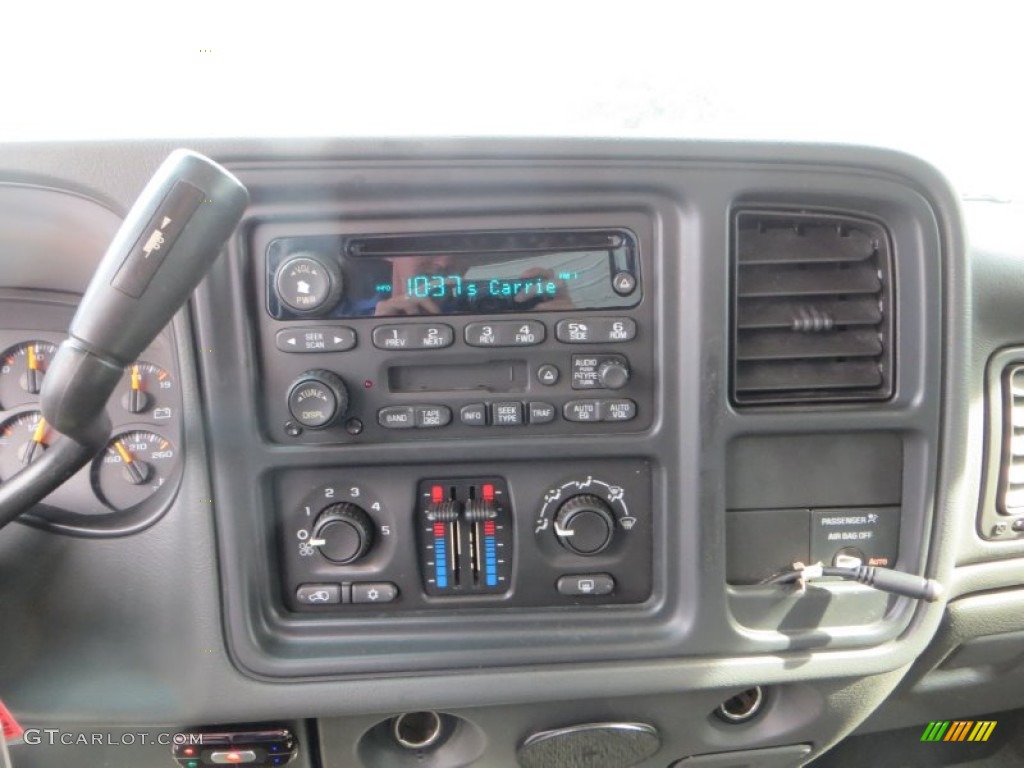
left=492, top=402, right=524, bottom=426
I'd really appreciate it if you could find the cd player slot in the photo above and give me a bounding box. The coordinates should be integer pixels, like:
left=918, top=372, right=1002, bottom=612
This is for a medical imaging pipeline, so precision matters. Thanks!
left=388, top=361, right=527, bottom=394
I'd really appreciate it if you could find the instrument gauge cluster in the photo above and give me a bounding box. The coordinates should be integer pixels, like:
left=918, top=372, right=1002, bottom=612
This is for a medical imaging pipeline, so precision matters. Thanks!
left=0, top=293, right=184, bottom=534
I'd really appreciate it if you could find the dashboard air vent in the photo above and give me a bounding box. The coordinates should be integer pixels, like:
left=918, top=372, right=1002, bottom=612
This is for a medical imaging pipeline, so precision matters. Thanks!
left=999, top=365, right=1024, bottom=515
left=732, top=211, right=894, bottom=405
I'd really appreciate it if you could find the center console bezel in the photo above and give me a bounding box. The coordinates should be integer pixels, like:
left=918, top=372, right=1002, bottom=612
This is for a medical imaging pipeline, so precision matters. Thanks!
left=192, top=151, right=946, bottom=681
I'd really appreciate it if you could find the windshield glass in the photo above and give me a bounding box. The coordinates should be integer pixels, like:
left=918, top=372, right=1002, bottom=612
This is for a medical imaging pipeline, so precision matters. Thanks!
left=3, top=2, right=1020, bottom=199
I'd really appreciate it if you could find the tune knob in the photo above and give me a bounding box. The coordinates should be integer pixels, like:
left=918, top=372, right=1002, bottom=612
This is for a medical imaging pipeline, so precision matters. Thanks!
left=553, top=494, right=616, bottom=556
left=287, top=369, right=349, bottom=429
left=312, top=502, right=375, bottom=564
left=275, top=252, right=343, bottom=314
left=598, top=359, right=631, bottom=390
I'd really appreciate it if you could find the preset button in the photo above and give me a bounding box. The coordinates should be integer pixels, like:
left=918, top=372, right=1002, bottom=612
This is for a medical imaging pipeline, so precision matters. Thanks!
left=372, top=323, right=454, bottom=350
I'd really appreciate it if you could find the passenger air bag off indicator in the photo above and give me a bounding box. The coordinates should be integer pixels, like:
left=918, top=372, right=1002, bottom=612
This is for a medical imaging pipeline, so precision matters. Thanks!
left=810, top=507, right=900, bottom=567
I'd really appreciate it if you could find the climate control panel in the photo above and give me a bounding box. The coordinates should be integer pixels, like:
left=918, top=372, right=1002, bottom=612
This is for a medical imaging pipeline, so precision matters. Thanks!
left=277, top=460, right=653, bottom=612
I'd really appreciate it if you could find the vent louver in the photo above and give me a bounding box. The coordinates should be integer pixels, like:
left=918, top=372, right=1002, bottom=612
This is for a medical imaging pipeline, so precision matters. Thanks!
left=999, top=366, right=1024, bottom=515
left=732, top=211, right=894, bottom=405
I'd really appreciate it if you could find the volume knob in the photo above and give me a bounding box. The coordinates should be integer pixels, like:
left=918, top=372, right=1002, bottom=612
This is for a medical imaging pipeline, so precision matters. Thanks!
left=553, top=494, right=616, bottom=556
left=275, top=252, right=343, bottom=315
left=313, top=502, right=375, bottom=564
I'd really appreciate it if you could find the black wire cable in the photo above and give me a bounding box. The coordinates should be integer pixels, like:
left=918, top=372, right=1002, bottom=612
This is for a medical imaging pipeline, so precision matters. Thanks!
left=760, top=563, right=944, bottom=602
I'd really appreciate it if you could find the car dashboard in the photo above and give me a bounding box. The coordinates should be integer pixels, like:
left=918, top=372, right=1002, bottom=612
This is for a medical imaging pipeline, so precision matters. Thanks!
left=1, top=138, right=1023, bottom=768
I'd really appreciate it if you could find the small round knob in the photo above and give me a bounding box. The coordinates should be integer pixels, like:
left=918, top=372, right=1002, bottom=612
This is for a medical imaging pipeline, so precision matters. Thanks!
left=598, top=360, right=631, bottom=390
left=553, top=494, right=616, bottom=556
left=313, top=502, right=375, bottom=564
left=287, top=370, right=349, bottom=429
left=275, top=252, right=343, bottom=314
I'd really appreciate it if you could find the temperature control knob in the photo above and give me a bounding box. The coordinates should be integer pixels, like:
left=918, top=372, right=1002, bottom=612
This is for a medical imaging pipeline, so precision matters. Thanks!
left=597, top=359, right=631, bottom=390
left=553, top=494, right=616, bottom=556
left=312, top=502, right=375, bottom=564
left=287, top=369, right=349, bottom=429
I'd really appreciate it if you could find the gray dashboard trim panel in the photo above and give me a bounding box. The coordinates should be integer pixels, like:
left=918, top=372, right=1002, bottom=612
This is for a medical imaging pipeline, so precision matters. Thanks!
left=0, top=141, right=973, bottom=749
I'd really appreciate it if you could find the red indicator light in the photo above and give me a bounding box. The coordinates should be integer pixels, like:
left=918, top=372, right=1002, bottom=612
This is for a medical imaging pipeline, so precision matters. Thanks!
left=183, top=747, right=197, bottom=757
left=484, top=521, right=496, bottom=536
left=482, top=483, right=495, bottom=502
left=433, top=522, right=446, bottom=537
left=431, top=485, right=444, bottom=504
left=363, top=379, right=374, bottom=389
left=225, top=753, right=243, bottom=764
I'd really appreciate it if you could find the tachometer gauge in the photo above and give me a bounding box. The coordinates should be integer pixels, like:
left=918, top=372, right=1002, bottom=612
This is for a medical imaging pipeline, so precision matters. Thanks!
left=92, top=430, right=177, bottom=511
left=119, top=361, right=175, bottom=418
left=0, top=341, right=58, bottom=408
left=0, top=411, right=52, bottom=481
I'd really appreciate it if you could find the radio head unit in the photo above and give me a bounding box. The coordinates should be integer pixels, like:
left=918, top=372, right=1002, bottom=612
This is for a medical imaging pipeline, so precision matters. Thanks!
left=253, top=223, right=654, bottom=445
left=266, top=229, right=641, bottom=320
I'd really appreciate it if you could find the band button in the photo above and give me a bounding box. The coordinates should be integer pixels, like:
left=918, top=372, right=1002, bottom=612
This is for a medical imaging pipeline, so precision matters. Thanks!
left=378, top=406, right=416, bottom=429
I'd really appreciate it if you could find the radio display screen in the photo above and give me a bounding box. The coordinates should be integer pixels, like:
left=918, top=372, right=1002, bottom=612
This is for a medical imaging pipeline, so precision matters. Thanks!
left=263, top=229, right=640, bottom=319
